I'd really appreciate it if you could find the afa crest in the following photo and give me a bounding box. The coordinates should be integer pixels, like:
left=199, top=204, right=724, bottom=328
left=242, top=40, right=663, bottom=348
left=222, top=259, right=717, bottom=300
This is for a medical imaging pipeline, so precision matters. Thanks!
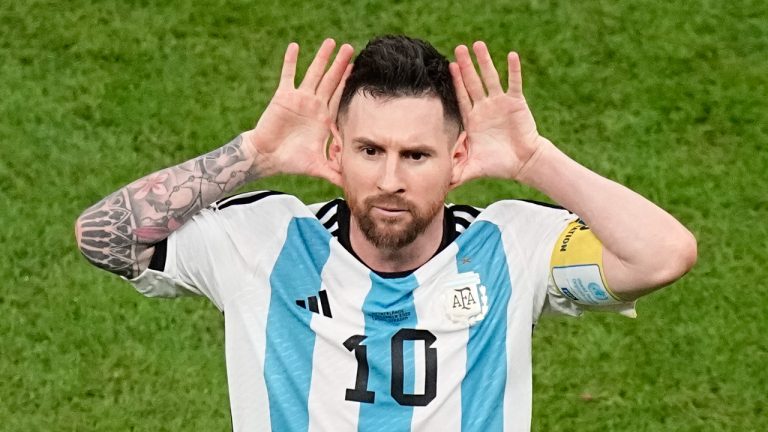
left=443, top=271, right=488, bottom=326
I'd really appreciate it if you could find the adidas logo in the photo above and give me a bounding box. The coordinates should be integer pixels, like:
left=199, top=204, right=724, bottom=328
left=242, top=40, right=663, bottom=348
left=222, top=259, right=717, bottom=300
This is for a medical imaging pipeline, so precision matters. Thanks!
left=295, top=290, right=333, bottom=318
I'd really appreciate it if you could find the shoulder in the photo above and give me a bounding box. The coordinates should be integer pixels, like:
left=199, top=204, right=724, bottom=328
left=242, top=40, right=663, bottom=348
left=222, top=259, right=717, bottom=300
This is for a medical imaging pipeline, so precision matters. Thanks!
left=480, top=199, right=573, bottom=224
left=209, top=190, right=312, bottom=219
left=212, top=190, right=294, bottom=210
left=442, top=200, right=572, bottom=237
left=456, top=199, right=575, bottom=244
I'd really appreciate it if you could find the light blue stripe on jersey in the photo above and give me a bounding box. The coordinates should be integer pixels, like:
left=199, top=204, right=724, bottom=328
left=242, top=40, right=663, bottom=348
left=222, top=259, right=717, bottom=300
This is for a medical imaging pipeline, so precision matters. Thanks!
left=456, top=221, right=512, bottom=431
left=358, top=273, right=419, bottom=432
left=264, top=217, right=331, bottom=432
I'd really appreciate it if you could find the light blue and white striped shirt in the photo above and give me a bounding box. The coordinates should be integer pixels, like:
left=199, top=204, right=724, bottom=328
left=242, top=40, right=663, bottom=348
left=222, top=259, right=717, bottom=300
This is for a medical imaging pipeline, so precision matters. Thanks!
left=131, top=191, right=591, bottom=432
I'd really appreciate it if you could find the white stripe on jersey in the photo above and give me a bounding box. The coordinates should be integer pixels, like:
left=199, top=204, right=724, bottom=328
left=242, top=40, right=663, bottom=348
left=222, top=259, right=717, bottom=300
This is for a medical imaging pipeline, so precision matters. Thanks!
left=306, top=241, right=371, bottom=432
left=451, top=210, right=477, bottom=223
left=410, top=243, right=468, bottom=432
left=499, top=233, right=535, bottom=432
left=317, top=209, right=336, bottom=226
left=479, top=201, right=573, bottom=432
left=223, top=216, right=291, bottom=432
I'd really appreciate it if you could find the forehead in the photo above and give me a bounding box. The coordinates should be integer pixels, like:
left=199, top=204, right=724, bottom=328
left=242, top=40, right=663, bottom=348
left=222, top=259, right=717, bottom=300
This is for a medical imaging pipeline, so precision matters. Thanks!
left=339, top=94, right=452, bottom=147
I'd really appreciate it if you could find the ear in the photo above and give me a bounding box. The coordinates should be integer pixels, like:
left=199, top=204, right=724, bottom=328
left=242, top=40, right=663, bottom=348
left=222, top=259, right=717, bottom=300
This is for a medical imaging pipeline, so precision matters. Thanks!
left=449, top=131, right=468, bottom=187
left=328, top=124, right=344, bottom=172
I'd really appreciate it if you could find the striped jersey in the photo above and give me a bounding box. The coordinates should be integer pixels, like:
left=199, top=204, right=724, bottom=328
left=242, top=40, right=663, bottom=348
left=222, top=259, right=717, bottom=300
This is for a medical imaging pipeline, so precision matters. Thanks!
left=129, top=191, right=596, bottom=431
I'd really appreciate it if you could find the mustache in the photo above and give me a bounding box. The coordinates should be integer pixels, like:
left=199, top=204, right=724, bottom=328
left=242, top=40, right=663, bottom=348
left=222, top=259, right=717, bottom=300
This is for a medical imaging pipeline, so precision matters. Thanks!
left=363, top=194, right=414, bottom=212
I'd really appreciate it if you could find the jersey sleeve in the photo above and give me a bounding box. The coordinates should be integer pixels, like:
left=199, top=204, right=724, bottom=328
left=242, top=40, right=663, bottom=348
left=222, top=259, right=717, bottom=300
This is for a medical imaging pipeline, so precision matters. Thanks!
left=125, top=207, right=233, bottom=310
left=125, top=191, right=297, bottom=310
left=545, top=219, right=637, bottom=318
left=486, top=200, right=635, bottom=321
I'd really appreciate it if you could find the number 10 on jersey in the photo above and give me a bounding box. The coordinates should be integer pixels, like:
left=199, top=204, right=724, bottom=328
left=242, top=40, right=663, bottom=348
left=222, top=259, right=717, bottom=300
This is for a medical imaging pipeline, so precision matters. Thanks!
left=343, top=328, right=437, bottom=407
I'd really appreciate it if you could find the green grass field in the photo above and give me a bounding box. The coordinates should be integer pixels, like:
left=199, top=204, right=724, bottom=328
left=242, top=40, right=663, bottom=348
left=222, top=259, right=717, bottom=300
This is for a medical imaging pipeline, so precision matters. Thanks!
left=2, top=0, right=767, bottom=430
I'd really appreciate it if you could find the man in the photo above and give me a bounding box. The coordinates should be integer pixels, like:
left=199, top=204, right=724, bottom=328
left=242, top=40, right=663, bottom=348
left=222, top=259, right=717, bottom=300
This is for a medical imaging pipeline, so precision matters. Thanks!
left=75, top=35, right=696, bottom=431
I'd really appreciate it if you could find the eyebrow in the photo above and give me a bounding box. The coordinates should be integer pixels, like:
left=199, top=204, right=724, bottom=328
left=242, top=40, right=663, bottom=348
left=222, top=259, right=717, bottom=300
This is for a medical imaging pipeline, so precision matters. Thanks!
left=351, top=137, right=382, bottom=149
left=351, top=137, right=435, bottom=154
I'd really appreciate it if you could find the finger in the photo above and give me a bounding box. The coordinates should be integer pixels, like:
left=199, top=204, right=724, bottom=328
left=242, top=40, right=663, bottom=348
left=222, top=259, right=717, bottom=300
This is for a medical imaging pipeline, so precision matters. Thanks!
left=299, top=38, right=336, bottom=92
left=449, top=62, right=471, bottom=125
left=329, top=63, right=353, bottom=122
left=454, top=44, right=485, bottom=101
left=317, top=43, right=354, bottom=101
left=279, top=42, right=299, bottom=90
left=472, top=41, right=503, bottom=96
left=507, top=51, right=524, bottom=97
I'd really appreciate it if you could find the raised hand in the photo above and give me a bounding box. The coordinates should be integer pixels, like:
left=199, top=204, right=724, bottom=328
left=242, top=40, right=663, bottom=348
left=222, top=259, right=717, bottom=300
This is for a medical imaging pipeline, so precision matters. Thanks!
left=449, top=41, right=546, bottom=185
left=246, top=39, right=354, bottom=185
left=75, top=39, right=353, bottom=277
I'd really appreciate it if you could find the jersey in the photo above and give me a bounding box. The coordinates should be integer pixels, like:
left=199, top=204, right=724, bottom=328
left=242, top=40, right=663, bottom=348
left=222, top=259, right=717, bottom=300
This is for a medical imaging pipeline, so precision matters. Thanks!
left=128, top=191, right=621, bottom=431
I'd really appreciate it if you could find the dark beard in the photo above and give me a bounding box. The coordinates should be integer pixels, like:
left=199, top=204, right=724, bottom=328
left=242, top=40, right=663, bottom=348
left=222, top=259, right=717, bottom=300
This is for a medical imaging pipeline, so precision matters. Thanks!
left=350, top=193, right=443, bottom=250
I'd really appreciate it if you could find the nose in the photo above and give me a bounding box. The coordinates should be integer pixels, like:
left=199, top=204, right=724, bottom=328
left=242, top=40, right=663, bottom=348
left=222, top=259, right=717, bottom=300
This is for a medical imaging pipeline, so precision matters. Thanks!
left=376, top=154, right=405, bottom=194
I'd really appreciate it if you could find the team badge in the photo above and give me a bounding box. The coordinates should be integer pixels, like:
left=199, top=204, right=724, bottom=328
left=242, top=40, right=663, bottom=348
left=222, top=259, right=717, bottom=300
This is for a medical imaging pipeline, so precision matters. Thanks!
left=443, top=271, right=488, bottom=326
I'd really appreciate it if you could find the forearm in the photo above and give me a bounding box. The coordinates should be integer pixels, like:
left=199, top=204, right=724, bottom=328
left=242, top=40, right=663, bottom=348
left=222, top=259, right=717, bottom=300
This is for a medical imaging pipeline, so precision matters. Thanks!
left=519, top=138, right=697, bottom=299
left=75, top=134, right=259, bottom=278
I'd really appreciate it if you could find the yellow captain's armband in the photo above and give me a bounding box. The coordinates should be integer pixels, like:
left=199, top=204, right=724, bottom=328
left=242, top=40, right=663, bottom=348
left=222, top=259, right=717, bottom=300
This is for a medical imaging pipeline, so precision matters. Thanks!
left=550, top=219, right=623, bottom=306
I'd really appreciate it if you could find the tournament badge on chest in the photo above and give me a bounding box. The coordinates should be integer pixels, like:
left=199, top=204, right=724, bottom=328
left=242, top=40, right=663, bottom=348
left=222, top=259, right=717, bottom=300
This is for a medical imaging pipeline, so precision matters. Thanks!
left=443, top=271, right=488, bottom=326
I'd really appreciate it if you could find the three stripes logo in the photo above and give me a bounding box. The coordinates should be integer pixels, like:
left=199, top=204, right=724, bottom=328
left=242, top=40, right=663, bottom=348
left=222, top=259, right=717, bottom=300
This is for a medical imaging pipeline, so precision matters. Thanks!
left=295, top=290, right=333, bottom=318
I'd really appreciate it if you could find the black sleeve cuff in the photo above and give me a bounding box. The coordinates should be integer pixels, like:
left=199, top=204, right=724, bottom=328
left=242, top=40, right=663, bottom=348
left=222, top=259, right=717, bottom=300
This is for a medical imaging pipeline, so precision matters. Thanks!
left=148, top=238, right=167, bottom=271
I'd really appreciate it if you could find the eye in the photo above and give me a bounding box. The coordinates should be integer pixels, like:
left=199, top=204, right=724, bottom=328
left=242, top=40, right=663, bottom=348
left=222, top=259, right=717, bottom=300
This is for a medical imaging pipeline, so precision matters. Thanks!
left=363, top=147, right=377, bottom=156
left=407, top=152, right=428, bottom=161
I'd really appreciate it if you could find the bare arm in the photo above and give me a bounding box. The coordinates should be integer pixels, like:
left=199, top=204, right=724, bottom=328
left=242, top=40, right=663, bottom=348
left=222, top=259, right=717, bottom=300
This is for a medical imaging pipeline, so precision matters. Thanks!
left=450, top=42, right=697, bottom=300
left=518, top=138, right=697, bottom=299
left=75, top=39, right=354, bottom=279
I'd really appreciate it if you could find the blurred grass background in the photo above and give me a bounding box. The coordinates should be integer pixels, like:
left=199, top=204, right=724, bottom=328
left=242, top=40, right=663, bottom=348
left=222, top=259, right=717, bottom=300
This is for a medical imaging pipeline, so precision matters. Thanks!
left=1, top=0, right=766, bottom=430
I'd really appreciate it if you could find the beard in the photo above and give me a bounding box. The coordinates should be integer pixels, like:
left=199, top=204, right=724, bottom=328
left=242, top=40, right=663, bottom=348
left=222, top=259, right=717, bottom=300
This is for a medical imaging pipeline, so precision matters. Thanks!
left=347, top=192, right=444, bottom=250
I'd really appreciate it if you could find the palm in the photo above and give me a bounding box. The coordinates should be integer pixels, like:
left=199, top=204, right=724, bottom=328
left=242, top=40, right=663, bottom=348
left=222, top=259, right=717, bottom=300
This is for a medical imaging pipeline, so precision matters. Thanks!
left=247, top=40, right=354, bottom=184
left=451, top=42, right=542, bottom=184
left=463, top=94, right=539, bottom=180
left=255, top=89, right=332, bottom=176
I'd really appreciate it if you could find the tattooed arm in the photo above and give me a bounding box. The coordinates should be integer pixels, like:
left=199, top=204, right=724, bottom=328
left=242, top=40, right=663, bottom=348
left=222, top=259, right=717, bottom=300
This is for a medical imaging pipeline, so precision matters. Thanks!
left=75, top=39, right=354, bottom=278
left=75, top=136, right=257, bottom=278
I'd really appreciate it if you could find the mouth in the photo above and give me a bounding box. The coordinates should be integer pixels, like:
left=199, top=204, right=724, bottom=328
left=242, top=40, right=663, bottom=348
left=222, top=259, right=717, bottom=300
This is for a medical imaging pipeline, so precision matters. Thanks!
left=369, top=203, right=410, bottom=221
left=371, top=206, right=408, bottom=217
left=363, top=194, right=414, bottom=219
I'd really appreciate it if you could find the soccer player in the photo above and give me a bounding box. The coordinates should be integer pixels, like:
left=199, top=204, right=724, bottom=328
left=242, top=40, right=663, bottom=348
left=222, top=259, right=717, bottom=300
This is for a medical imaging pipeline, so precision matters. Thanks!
left=75, top=35, right=697, bottom=431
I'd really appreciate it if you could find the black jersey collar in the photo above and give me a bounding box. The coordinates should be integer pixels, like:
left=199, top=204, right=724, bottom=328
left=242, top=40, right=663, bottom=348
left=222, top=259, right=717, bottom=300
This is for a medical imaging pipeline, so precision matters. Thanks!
left=334, top=200, right=458, bottom=279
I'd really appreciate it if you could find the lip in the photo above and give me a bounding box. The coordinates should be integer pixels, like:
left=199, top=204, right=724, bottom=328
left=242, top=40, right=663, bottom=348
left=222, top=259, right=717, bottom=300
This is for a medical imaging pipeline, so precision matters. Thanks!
left=372, top=206, right=407, bottom=216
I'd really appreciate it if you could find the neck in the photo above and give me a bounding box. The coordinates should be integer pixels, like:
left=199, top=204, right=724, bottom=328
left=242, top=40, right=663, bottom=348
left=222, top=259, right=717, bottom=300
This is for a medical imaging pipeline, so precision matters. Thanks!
left=349, top=208, right=445, bottom=273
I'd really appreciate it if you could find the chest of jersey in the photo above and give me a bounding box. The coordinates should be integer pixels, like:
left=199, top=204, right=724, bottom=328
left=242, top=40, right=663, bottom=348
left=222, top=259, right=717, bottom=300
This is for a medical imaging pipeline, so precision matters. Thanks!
left=225, top=216, right=531, bottom=431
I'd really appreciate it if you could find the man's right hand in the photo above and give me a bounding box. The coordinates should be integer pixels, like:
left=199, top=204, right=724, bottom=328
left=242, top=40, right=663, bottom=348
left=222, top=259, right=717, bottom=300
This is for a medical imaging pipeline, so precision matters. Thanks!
left=244, top=39, right=354, bottom=185
left=76, top=39, right=354, bottom=278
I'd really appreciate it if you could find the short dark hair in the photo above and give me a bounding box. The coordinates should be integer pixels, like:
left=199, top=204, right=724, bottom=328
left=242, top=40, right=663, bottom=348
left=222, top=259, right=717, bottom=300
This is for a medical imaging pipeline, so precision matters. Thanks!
left=337, top=35, right=462, bottom=131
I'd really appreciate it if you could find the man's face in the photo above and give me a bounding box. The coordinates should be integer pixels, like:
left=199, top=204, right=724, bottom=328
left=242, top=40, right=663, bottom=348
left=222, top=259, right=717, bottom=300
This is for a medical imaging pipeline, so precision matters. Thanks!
left=333, top=94, right=465, bottom=250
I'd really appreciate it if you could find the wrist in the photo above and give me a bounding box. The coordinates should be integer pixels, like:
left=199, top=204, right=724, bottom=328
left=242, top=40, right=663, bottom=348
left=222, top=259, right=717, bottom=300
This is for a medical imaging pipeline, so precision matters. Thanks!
left=515, top=136, right=556, bottom=185
left=240, top=130, right=278, bottom=178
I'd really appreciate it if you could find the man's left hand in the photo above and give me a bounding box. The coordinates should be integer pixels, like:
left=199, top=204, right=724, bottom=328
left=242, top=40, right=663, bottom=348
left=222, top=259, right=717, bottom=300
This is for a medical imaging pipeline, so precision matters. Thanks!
left=450, top=41, right=546, bottom=185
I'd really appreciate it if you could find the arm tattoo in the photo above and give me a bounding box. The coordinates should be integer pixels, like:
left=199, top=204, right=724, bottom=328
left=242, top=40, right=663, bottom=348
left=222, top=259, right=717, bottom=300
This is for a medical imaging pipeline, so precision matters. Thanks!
left=76, top=135, right=258, bottom=278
